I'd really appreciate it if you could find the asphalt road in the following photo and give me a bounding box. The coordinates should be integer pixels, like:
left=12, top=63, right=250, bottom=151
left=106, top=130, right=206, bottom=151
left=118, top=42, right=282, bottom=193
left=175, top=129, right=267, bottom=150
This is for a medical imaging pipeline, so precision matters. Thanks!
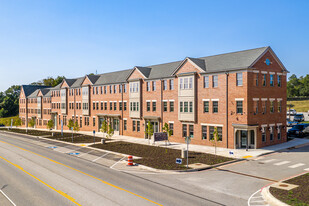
left=0, top=132, right=223, bottom=206
left=0, top=132, right=308, bottom=206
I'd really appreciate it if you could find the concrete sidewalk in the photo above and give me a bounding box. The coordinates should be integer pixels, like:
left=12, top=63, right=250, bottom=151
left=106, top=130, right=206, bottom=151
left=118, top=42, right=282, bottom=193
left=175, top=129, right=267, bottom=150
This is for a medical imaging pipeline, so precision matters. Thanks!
left=8, top=127, right=309, bottom=159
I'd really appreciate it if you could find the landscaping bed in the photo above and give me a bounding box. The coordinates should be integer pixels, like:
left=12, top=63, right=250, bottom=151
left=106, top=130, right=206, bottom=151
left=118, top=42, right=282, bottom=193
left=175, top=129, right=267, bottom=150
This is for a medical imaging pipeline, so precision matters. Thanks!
left=0, top=128, right=102, bottom=143
left=270, top=173, right=309, bottom=206
left=91, top=141, right=233, bottom=170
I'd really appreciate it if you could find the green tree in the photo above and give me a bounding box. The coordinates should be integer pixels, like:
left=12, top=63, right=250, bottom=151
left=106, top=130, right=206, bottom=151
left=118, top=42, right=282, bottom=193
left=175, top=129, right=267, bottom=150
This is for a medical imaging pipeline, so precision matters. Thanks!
left=14, top=117, right=22, bottom=127
left=47, top=119, right=54, bottom=130
left=0, top=85, right=20, bottom=118
left=28, top=118, right=36, bottom=128
left=211, top=127, right=220, bottom=156
left=145, top=121, right=154, bottom=142
left=106, top=124, right=114, bottom=139
left=100, top=119, right=108, bottom=138
left=67, top=119, right=74, bottom=130
left=73, top=121, right=80, bottom=133
left=162, top=122, right=172, bottom=140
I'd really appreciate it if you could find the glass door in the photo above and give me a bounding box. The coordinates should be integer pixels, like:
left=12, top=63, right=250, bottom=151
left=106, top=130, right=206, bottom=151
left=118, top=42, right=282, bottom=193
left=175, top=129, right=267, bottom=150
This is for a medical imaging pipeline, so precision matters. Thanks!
left=241, top=130, right=248, bottom=148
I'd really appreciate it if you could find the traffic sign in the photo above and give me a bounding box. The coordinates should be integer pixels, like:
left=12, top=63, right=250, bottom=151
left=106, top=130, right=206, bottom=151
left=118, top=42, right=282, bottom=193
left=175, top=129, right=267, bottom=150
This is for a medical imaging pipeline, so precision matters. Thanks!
left=176, top=158, right=182, bottom=164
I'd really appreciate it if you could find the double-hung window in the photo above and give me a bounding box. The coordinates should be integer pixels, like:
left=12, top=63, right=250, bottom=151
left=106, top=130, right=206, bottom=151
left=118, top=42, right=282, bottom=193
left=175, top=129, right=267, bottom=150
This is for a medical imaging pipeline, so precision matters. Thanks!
left=212, top=75, right=218, bottom=88
left=204, top=76, right=209, bottom=88
left=236, top=101, right=243, bottom=114
left=203, top=101, right=209, bottom=113
left=236, top=73, right=243, bottom=86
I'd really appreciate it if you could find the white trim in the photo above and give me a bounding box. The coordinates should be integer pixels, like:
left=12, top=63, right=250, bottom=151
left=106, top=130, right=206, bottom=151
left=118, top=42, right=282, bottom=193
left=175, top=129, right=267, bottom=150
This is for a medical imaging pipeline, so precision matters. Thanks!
left=169, top=99, right=175, bottom=102
left=118, top=101, right=122, bottom=102
left=123, top=118, right=127, bottom=120
left=201, top=123, right=224, bottom=127
left=269, top=98, right=275, bottom=101
left=261, top=71, right=268, bottom=74
left=211, top=99, right=219, bottom=101
left=152, top=100, right=157, bottom=102
left=146, top=100, right=151, bottom=102
left=253, top=70, right=260, bottom=73
left=168, top=121, right=174, bottom=123
left=276, top=123, right=282, bottom=126
left=269, top=124, right=275, bottom=127
left=277, top=72, right=283, bottom=75
left=277, top=98, right=283, bottom=101
left=261, top=98, right=268, bottom=101
left=182, top=122, right=194, bottom=125
left=235, top=98, right=244, bottom=101
left=269, top=72, right=275, bottom=75
left=104, top=101, right=107, bottom=103
left=163, top=100, right=168, bottom=102
left=123, top=100, right=127, bottom=102
left=93, top=116, right=96, bottom=118
left=202, top=99, right=210, bottom=101
left=253, top=98, right=259, bottom=101
left=261, top=124, right=268, bottom=127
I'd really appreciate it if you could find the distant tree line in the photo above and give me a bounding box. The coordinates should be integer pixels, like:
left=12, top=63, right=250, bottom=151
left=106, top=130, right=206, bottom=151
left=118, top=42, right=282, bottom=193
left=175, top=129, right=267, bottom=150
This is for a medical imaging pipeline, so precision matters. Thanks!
left=287, top=74, right=309, bottom=98
left=0, top=76, right=65, bottom=118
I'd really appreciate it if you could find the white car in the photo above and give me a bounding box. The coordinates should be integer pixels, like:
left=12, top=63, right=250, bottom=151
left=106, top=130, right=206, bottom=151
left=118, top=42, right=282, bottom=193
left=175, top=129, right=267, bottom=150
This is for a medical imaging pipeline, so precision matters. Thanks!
left=287, top=109, right=297, bottom=116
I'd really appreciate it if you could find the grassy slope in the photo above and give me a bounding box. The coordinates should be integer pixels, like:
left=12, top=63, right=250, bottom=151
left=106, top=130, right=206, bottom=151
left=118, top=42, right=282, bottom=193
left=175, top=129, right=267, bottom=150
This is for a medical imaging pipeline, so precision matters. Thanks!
left=0, top=116, right=19, bottom=125
left=287, top=100, right=309, bottom=112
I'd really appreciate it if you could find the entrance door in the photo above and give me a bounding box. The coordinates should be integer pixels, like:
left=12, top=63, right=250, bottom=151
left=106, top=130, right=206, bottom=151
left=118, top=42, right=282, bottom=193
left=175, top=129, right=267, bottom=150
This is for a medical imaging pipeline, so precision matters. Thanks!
left=241, top=130, right=248, bottom=148
left=113, top=118, right=119, bottom=135
left=152, top=121, right=159, bottom=133
left=98, top=117, right=105, bottom=132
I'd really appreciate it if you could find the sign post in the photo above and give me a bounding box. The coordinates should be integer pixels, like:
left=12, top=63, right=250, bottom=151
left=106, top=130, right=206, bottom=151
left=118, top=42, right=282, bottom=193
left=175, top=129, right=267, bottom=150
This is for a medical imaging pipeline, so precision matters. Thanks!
left=71, top=127, right=74, bottom=143
left=93, top=130, right=96, bottom=145
left=185, top=136, right=192, bottom=169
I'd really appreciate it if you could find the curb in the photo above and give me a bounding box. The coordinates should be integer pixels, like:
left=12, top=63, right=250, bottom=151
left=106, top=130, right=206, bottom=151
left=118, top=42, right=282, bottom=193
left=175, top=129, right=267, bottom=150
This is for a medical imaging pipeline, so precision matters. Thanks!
left=1, top=130, right=241, bottom=173
left=261, top=186, right=289, bottom=206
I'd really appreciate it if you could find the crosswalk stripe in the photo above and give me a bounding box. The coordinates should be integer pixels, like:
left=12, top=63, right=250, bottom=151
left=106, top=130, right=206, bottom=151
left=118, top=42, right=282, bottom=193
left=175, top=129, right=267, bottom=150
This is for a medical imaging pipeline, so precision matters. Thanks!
left=274, top=161, right=290, bottom=166
left=261, top=159, right=276, bottom=163
left=289, top=163, right=305, bottom=168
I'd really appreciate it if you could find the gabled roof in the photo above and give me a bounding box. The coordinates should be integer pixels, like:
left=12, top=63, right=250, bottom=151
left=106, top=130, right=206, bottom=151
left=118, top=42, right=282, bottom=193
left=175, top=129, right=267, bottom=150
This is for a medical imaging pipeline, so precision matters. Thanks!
left=135, top=66, right=152, bottom=78
left=87, top=75, right=100, bottom=84
left=21, top=85, right=50, bottom=97
left=94, top=69, right=132, bottom=85
left=65, top=79, right=77, bottom=87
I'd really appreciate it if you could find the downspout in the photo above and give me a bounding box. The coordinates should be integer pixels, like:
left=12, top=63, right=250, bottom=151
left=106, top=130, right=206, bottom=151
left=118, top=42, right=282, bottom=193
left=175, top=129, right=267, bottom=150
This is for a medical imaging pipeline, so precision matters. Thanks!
left=225, top=72, right=229, bottom=149
left=121, top=83, right=124, bottom=135
left=160, top=79, right=163, bottom=132
left=74, top=89, right=76, bottom=124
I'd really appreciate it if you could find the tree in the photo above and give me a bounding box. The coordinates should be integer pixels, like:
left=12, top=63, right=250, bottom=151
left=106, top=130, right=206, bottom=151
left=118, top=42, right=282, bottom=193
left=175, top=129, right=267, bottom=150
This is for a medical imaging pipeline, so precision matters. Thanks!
left=106, top=124, right=114, bottom=139
left=31, top=76, right=65, bottom=87
left=73, top=121, right=80, bottom=133
left=67, top=119, right=74, bottom=130
left=0, top=85, right=20, bottom=118
left=100, top=119, right=108, bottom=138
left=28, top=118, right=36, bottom=128
left=162, top=122, right=172, bottom=140
left=145, top=121, right=154, bottom=143
left=47, top=119, right=54, bottom=130
left=14, top=117, right=22, bottom=127
left=211, top=127, right=220, bottom=156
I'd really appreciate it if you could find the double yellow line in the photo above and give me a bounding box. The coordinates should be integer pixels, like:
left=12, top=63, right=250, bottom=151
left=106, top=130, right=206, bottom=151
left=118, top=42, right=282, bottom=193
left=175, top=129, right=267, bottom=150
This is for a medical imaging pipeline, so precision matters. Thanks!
left=0, top=139, right=162, bottom=206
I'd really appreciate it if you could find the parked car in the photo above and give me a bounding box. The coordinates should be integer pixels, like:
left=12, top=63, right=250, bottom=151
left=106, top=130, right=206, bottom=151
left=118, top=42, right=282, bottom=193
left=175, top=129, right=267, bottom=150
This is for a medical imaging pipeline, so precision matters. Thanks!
left=293, top=113, right=305, bottom=122
left=287, top=123, right=309, bottom=137
left=287, top=109, right=297, bottom=116
left=286, top=119, right=298, bottom=127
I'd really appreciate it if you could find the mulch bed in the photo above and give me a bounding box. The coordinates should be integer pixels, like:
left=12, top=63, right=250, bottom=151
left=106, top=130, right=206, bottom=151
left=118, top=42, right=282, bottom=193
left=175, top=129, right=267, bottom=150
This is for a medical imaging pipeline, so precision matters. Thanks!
left=0, top=128, right=102, bottom=144
left=91, top=141, right=233, bottom=170
left=270, top=173, right=309, bottom=206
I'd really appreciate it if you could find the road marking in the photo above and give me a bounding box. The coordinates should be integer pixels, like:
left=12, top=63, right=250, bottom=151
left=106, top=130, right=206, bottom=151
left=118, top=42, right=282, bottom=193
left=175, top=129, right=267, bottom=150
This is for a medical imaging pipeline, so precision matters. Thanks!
left=304, top=168, right=309, bottom=171
left=77, top=150, right=93, bottom=157
left=0, top=140, right=162, bottom=206
left=242, top=155, right=252, bottom=159
left=261, top=159, right=276, bottom=163
left=65, top=147, right=83, bottom=154
left=110, top=156, right=126, bottom=169
left=0, top=189, right=16, bottom=206
left=92, top=152, right=109, bottom=162
left=0, top=155, right=81, bottom=206
left=274, top=161, right=290, bottom=166
left=289, top=163, right=305, bottom=168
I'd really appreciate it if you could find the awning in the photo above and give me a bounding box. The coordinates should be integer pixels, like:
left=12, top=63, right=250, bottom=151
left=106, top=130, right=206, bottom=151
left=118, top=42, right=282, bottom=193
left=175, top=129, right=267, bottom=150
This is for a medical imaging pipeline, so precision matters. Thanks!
left=143, top=116, right=160, bottom=120
left=96, top=114, right=121, bottom=118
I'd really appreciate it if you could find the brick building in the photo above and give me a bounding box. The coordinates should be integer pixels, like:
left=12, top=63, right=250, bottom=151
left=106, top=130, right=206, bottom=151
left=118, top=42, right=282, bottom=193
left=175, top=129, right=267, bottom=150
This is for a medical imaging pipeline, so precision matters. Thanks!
left=19, top=46, right=288, bottom=149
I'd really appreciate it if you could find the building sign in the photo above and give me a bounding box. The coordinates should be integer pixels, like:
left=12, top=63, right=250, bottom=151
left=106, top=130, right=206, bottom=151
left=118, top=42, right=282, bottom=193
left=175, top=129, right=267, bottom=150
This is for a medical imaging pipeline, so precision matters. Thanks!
left=153, top=132, right=168, bottom=142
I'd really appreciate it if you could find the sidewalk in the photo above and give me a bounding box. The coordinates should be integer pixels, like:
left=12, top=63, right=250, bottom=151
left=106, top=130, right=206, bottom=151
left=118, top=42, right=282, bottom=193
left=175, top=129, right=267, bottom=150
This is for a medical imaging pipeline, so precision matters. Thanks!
left=9, top=127, right=309, bottom=159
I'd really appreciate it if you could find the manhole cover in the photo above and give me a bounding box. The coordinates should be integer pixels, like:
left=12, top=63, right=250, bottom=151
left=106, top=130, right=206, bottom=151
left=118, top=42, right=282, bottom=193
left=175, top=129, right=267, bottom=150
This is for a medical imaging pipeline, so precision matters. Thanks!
left=279, top=184, right=288, bottom=187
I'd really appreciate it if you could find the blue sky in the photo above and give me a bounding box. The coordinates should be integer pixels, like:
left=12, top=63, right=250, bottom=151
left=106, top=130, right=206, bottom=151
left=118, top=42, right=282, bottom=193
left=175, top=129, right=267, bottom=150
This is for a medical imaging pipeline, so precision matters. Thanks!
left=0, top=0, right=308, bottom=92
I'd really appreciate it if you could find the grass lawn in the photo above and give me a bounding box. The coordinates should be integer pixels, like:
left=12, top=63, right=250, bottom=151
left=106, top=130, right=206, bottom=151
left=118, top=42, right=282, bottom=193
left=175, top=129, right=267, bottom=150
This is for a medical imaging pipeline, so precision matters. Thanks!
left=91, top=141, right=233, bottom=170
left=270, top=173, right=309, bottom=206
left=287, top=100, right=309, bottom=112
left=0, top=116, right=19, bottom=126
